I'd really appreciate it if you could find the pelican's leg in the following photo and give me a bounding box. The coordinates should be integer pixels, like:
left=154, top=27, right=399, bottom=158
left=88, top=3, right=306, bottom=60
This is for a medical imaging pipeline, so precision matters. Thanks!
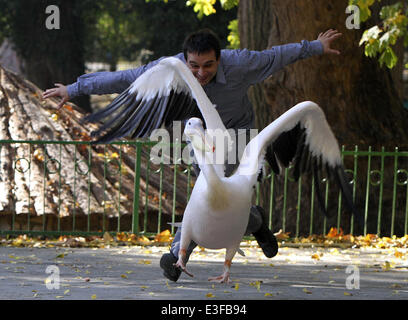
left=208, top=259, right=232, bottom=283
left=173, top=229, right=194, bottom=278
left=208, top=247, right=237, bottom=283
left=174, top=248, right=194, bottom=277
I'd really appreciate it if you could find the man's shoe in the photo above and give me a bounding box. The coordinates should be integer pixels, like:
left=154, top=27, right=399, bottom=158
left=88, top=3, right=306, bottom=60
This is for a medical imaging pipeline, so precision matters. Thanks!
left=160, top=252, right=181, bottom=282
left=251, top=206, right=278, bottom=258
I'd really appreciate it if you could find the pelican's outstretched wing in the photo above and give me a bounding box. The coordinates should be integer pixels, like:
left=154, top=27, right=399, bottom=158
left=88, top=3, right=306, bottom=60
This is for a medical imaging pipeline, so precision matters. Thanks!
left=83, top=57, right=226, bottom=144
left=238, top=101, right=362, bottom=225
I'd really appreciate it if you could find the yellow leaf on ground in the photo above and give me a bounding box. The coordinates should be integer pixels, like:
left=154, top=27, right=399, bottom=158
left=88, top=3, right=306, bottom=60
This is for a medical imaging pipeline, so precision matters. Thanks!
left=394, top=250, right=404, bottom=258
left=303, top=288, right=312, bottom=294
left=91, top=294, right=97, bottom=299
left=311, top=253, right=320, bottom=260
left=206, top=293, right=215, bottom=298
left=327, top=227, right=343, bottom=238
left=138, top=259, right=152, bottom=265
left=382, top=261, right=394, bottom=271
left=155, top=230, right=172, bottom=243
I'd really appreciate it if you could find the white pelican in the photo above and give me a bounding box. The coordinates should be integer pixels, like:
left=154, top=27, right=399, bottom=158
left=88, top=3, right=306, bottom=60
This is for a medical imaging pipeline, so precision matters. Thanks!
left=84, top=57, right=362, bottom=282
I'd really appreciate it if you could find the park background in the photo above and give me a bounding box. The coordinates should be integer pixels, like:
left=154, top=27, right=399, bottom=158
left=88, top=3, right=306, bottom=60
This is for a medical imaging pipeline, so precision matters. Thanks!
left=0, top=0, right=407, bottom=239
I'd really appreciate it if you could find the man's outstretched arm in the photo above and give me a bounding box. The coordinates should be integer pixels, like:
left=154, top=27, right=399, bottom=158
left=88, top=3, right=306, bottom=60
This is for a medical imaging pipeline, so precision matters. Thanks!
left=42, top=57, right=168, bottom=108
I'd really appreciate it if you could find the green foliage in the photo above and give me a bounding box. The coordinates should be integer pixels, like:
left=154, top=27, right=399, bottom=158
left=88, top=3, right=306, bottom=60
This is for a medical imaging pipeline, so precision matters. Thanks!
left=227, top=19, right=240, bottom=49
left=85, top=0, right=144, bottom=70
left=186, top=0, right=217, bottom=19
left=350, top=0, right=408, bottom=69
left=152, top=0, right=240, bottom=49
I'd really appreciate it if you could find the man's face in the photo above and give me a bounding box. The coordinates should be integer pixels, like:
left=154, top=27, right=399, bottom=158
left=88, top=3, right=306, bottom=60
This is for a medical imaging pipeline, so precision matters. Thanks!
left=186, top=50, right=219, bottom=86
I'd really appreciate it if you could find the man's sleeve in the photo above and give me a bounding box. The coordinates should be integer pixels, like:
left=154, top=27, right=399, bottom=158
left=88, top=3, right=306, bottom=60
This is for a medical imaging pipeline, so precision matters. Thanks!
left=66, top=57, right=165, bottom=98
left=242, top=40, right=323, bottom=85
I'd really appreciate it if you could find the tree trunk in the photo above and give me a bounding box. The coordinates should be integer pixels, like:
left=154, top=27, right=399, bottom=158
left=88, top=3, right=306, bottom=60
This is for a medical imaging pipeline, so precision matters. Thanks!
left=7, top=0, right=91, bottom=112
left=239, top=0, right=408, bottom=236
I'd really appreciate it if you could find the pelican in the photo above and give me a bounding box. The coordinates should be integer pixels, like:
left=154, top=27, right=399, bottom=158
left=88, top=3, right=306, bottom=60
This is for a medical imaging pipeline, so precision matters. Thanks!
left=84, top=57, right=362, bottom=282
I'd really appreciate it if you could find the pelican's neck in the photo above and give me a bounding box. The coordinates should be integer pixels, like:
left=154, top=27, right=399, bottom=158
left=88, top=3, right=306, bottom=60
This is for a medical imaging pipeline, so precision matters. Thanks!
left=191, top=146, right=222, bottom=186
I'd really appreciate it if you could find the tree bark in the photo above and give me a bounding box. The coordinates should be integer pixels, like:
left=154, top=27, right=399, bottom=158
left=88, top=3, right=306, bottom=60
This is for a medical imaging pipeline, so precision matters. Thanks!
left=6, top=0, right=91, bottom=112
left=239, top=0, right=408, bottom=236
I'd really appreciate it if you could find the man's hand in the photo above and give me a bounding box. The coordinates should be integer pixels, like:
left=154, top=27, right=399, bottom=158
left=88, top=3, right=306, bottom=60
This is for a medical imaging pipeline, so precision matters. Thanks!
left=317, top=29, right=342, bottom=55
left=42, top=83, right=69, bottom=109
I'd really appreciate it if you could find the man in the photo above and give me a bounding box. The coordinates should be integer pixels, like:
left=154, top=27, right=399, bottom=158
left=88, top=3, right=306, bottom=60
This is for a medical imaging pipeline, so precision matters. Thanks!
left=43, top=28, right=342, bottom=282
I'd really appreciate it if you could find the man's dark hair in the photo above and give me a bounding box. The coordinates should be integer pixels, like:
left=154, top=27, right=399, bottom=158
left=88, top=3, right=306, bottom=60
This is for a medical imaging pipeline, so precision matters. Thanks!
left=183, top=29, right=221, bottom=61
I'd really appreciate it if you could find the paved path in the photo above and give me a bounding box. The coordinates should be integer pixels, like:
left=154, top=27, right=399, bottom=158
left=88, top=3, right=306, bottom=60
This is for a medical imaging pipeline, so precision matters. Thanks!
left=0, top=242, right=407, bottom=300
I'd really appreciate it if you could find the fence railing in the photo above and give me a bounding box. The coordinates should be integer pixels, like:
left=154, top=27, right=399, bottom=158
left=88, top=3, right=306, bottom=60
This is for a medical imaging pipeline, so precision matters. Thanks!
left=0, top=140, right=407, bottom=238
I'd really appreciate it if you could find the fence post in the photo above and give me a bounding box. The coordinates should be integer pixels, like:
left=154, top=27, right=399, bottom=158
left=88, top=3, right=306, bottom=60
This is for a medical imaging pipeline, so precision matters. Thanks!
left=391, top=147, right=398, bottom=236
left=132, top=142, right=142, bottom=235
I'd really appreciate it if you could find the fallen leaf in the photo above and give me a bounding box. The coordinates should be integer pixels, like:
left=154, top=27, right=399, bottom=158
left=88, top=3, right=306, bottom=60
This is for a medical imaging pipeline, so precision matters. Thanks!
left=302, top=288, right=312, bottom=294
left=382, top=261, right=394, bottom=271
left=327, top=227, right=344, bottom=238
left=206, top=293, right=215, bottom=298
left=138, top=259, right=152, bottom=265
left=249, top=281, right=261, bottom=291
left=394, top=250, right=404, bottom=258
left=63, top=104, right=74, bottom=112
left=311, top=253, right=320, bottom=260
left=155, top=230, right=172, bottom=243
left=344, top=292, right=353, bottom=296
left=91, top=294, right=97, bottom=300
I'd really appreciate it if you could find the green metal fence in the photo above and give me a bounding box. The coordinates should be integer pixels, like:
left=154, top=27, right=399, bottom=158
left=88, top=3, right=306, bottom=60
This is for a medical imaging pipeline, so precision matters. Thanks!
left=0, top=140, right=407, bottom=238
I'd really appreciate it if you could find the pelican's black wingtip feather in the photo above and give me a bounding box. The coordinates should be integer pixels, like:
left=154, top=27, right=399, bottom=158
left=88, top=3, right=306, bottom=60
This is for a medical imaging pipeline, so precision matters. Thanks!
left=265, top=145, right=280, bottom=175
left=82, top=87, right=133, bottom=125
left=313, top=159, right=330, bottom=219
left=334, top=165, right=364, bottom=227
